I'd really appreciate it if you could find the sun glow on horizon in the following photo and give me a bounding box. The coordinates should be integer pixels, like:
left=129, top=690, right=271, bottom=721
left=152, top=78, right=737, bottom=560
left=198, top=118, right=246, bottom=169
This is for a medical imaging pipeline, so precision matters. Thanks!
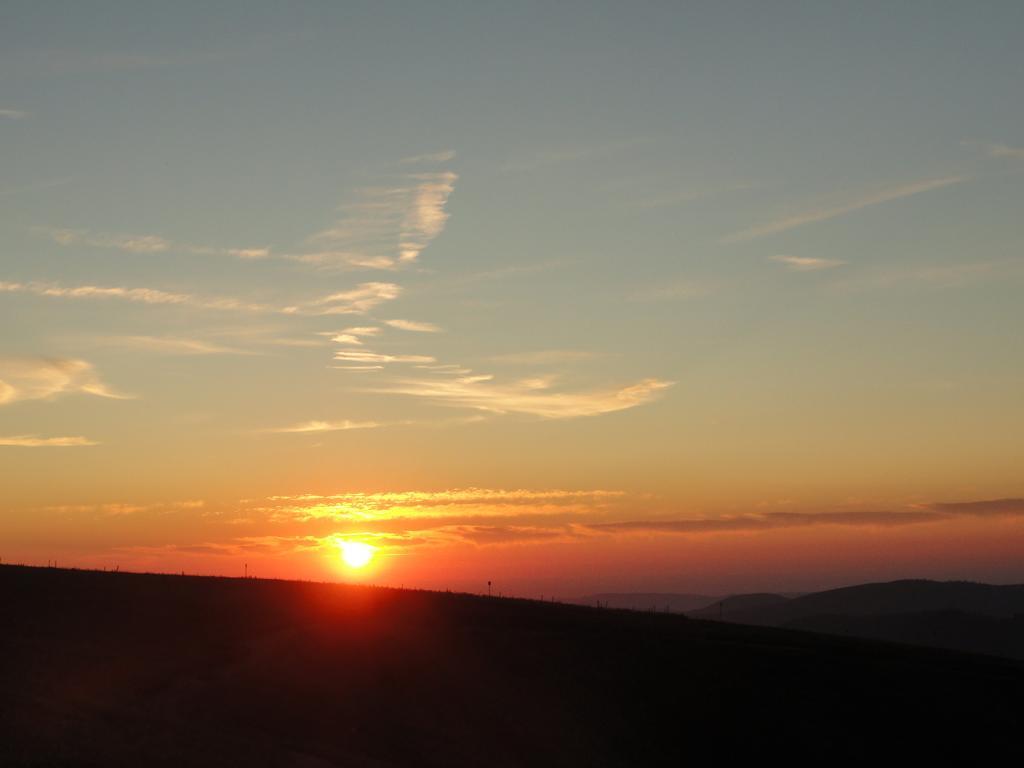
left=338, top=540, right=375, bottom=569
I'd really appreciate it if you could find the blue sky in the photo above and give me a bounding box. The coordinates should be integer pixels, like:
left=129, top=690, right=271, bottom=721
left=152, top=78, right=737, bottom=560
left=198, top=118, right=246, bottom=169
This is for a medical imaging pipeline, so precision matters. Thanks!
left=1, top=2, right=1023, bottom=591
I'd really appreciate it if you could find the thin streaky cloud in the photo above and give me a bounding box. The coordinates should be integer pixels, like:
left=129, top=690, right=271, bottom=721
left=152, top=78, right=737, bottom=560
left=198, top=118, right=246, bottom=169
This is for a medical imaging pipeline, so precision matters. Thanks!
left=722, top=176, right=965, bottom=243
left=266, top=419, right=382, bottom=434
left=98, top=493, right=1024, bottom=554
left=0, top=358, right=130, bottom=405
left=400, top=149, right=457, bottom=164
left=190, top=245, right=272, bottom=260
left=94, top=335, right=254, bottom=355
left=1, top=279, right=397, bottom=316
left=267, top=488, right=624, bottom=505
left=284, top=251, right=397, bottom=270
left=308, top=283, right=402, bottom=314
left=771, top=255, right=845, bottom=271
left=374, top=376, right=672, bottom=419
left=414, top=364, right=472, bottom=375
left=0, top=279, right=276, bottom=313
left=321, top=326, right=381, bottom=337
left=40, top=499, right=204, bottom=515
left=385, top=319, right=442, bottom=333
left=320, top=326, right=382, bottom=345
left=589, top=509, right=945, bottom=534
left=300, top=164, right=457, bottom=269
left=0, top=435, right=98, bottom=447
left=228, top=248, right=271, bottom=259
left=987, top=143, right=1024, bottom=159
left=517, top=375, right=557, bottom=390
left=925, top=498, right=1024, bottom=516
left=335, top=350, right=435, bottom=364
left=0, top=109, right=28, bottom=119
left=400, top=171, right=457, bottom=263
left=261, top=338, right=325, bottom=348
left=44, top=228, right=271, bottom=259
left=331, top=334, right=364, bottom=345
left=47, top=228, right=170, bottom=253
left=588, top=497, right=1024, bottom=536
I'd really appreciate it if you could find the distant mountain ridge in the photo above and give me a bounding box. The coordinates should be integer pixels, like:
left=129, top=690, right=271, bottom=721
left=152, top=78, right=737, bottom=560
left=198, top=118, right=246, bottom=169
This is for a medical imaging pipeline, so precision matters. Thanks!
left=688, top=580, right=1024, bottom=624
left=576, top=580, right=1024, bottom=661
left=685, top=579, right=1024, bottom=660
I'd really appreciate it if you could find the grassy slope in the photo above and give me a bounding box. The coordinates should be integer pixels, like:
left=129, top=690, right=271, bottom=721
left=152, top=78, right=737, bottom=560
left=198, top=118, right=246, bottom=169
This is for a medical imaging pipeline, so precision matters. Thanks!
left=2, top=565, right=1022, bottom=767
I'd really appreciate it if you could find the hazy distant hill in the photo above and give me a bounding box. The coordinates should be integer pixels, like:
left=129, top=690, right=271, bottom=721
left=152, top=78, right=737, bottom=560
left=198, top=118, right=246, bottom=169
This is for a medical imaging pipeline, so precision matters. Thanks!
left=687, top=592, right=791, bottom=619
left=686, top=579, right=1024, bottom=660
left=2, top=566, right=1023, bottom=766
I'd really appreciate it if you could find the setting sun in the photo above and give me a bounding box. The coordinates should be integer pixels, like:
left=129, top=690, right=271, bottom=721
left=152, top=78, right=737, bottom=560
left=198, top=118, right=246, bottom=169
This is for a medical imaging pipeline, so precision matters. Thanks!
left=338, top=541, right=375, bottom=569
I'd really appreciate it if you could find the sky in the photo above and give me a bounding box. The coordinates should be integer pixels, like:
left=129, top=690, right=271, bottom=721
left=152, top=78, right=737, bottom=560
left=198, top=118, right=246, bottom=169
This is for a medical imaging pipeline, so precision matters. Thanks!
left=2, top=1, right=1023, bottom=597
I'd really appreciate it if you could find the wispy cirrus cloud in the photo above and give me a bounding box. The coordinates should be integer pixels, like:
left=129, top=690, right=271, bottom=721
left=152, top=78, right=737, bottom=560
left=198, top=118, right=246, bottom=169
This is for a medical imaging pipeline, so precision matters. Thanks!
left=0, top=109, right=29, bottom=119
left=48, top=228, right=171, bottom=253
left=0, top=358, right=130, bottom=405
left=722, top=176, right=964, bottom=243
left=987, top=143, right=1024, bottom=159
left=44, top=492, right=1024, bottom=562
left=93, top=335, right=253, bottom=355
left=270, top=488, right=624, bottom=506
left=0, top=435, right=98, bottom=447
left=1, top=279, right=400, bottom=316
left=771, top=255, right=845, bottom=271
left=320, top=326, right=382, bottom=345
left=44, top=499, right=204, bottom=515
left=43, top=228, right=269, bottom=259
left=964, top=141, right=1024, bottom=160
left=261, top=488, right=625, bottom=526
left=308, top=282, right=402, bottom=314
left=589, top=509, right=944, bottom=535
left=587, top=498, right=1024, bottom=536
left=399, top=171, right=457, bottom=263
left=384, top=318, right=442, bottom=333
left=0, top=279, right=273, bottom=312
left=331, top=334, right=364, bottom=345
left=925, top=498, right=1024, bottom=516
left=40, top=155, right=456, bottom=271
left=334, top=350, right=435, bottom=364
left=265, top=419, right=383, bottom=434
left=374, top=375, right=673, bottom=419
left=303, top=166, right=457, bottom=269
left=188, top=246, right=270, bottom=260
left=400, top=149, right=457, bottom=165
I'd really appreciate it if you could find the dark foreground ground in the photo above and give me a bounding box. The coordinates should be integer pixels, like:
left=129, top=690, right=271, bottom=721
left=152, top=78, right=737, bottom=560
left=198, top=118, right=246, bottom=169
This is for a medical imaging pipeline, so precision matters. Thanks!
left=2, top=565, right=1022, bottom=767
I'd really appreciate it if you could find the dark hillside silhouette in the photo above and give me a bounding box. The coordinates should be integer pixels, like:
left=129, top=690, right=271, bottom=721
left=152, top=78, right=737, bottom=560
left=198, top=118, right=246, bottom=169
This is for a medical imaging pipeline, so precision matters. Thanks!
left=573, top=592, right=719, bottom=612
left=789, top=611, right=1024, bottom=660
left=2, top=565, right=1023, bottom=766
